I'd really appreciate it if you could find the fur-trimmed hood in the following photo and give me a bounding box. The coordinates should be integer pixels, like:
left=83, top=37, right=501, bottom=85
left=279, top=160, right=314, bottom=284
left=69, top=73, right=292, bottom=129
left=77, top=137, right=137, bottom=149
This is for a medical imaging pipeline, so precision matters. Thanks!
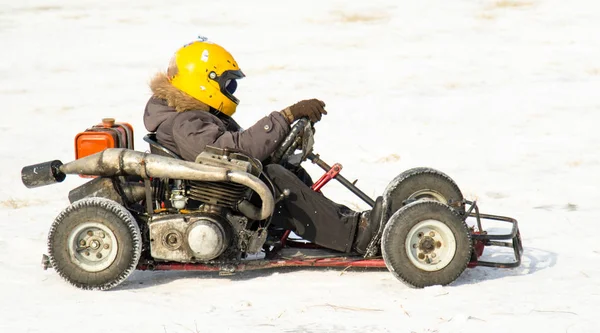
left=149, top=72, right=210, bottom=113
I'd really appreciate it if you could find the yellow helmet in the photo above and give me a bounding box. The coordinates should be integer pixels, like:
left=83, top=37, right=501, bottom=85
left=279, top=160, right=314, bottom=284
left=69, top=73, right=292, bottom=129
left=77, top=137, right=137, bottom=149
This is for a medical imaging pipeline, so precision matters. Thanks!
left=168, top=37, right=245, bottom=116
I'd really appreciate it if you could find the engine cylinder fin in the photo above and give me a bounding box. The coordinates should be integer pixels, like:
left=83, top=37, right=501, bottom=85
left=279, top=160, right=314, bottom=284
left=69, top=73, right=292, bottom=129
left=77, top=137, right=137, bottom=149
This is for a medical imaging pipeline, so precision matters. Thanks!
left=189, top=181, right=246, bottom=190
left=188, top=190, right=240, bottom=200
left=188, top=186, right=244, bottom=196
left=187, top=192, right=240, bottom=202
left=186, top=180, right=248, bottom=208
left=188, top=196, right=238, bottom=207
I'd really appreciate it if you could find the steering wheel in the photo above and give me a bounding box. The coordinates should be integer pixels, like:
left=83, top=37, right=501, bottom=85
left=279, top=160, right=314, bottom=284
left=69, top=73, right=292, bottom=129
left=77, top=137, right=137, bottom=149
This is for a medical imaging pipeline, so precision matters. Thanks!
left=271, top=118, right=314, bottom=165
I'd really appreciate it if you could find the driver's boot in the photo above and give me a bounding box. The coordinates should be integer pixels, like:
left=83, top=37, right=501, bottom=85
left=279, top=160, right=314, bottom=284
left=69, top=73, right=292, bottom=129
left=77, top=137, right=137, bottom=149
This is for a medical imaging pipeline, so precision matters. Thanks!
left=353, top=196, right=383, bottom=255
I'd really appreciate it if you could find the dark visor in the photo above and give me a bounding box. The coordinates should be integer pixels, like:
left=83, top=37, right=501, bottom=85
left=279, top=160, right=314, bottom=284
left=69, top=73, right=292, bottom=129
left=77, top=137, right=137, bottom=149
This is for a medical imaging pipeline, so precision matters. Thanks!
left=215, top=69, right=245, bottom=104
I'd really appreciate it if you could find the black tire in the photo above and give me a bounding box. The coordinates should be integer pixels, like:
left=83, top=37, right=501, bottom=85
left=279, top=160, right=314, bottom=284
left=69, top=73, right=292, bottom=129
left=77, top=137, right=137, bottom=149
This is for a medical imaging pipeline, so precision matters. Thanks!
left=382, top=200, right=472, bottom=288
left=47, top=197, right=141, bottom=290
left=385, top=167, right=465, bottom=215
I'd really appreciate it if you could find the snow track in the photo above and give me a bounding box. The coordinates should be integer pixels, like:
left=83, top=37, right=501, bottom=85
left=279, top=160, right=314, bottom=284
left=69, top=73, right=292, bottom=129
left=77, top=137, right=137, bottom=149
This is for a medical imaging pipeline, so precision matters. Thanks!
left=1, top=0, right=598, bottom=332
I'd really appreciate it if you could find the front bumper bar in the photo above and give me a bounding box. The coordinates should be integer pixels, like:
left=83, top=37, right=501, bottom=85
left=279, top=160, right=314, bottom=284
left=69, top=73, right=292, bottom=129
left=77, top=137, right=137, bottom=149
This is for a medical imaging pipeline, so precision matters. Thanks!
left=463, top=200, right=523, bottom=268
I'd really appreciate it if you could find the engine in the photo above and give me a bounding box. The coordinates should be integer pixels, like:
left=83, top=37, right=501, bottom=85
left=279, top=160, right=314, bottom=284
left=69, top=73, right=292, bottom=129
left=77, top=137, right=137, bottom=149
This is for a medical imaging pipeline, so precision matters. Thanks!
left=148, top=146, right=266, bottom=263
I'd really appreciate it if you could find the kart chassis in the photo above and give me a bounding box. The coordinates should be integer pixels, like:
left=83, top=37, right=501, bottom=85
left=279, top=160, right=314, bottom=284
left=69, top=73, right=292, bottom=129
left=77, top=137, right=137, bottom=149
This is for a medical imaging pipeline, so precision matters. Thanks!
left=137, top=151, right=523, bottom=274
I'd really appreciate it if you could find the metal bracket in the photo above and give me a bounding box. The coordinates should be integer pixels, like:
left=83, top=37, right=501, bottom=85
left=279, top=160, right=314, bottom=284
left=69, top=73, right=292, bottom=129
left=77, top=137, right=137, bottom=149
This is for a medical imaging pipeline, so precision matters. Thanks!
left=464, top=200, right=523, bottom=268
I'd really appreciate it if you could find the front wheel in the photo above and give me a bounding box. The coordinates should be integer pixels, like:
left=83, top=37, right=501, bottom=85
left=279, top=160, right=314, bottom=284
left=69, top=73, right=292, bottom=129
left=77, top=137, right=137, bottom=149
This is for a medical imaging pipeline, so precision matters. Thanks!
left=383, top=167, right=465, bottom=216
left=47, top=197, right=142, bottom=290
left=381, top=200, right=472, bottom=288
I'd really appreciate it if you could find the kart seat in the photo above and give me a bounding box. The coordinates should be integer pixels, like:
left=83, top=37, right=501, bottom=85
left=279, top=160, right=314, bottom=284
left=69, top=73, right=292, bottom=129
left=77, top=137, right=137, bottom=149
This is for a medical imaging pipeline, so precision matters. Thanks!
left=143, top=133, right=182, bottom=160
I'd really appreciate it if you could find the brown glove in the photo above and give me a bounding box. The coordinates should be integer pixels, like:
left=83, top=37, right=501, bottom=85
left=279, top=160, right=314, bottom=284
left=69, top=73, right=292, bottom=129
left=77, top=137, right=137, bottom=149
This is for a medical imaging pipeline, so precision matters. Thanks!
left=280, top=99, right=327, bottom=124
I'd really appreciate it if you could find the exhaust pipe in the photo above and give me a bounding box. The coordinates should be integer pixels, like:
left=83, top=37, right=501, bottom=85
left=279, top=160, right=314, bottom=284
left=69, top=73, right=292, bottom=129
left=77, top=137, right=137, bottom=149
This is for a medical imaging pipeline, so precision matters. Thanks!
left=21, top=149, right=274, bottom=220
left=21, top=160, right=66, bottom=188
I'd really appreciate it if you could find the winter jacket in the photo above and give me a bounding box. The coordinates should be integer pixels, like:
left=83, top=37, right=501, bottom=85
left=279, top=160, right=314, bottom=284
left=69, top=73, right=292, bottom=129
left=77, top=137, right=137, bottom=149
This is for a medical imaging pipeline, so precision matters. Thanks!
left=143, top=73, right=291, bottom=162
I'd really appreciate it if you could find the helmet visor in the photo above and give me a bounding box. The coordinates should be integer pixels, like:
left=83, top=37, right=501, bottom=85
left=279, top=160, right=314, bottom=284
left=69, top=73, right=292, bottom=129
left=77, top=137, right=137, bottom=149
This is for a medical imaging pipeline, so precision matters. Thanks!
left=225, top=79, right=237, bottom=95
left=216, top=69, right=245, bottom=104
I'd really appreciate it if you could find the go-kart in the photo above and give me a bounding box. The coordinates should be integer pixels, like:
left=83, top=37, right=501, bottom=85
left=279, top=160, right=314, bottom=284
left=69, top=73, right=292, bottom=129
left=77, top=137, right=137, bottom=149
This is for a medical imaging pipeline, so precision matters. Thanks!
left=21, top=117, right=522, bottom=290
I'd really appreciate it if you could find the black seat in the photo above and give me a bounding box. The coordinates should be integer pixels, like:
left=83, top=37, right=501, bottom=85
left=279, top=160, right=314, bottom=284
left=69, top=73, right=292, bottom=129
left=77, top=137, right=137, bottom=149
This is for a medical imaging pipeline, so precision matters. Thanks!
left=143, top=133, right=182, bottom=159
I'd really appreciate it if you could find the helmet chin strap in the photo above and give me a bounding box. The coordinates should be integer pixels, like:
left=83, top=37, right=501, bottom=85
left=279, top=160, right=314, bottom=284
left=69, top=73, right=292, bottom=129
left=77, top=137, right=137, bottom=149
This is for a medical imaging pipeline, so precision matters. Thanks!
left=209, top=103, right=232, bottom=119
left=209, top=108, right=221, bottom=117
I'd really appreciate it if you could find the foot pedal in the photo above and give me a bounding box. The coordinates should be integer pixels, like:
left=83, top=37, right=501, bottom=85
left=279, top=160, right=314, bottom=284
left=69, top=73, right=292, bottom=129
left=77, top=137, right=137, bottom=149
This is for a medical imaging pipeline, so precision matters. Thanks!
left=353, top=196, right=383, bottom=255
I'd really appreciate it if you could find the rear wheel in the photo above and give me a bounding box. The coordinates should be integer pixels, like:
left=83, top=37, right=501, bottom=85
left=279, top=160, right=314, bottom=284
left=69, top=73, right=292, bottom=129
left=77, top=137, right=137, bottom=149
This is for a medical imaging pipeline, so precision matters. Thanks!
left=47, top=197, right=141, bottom=290
left=382, top=200, right=471, bottom=287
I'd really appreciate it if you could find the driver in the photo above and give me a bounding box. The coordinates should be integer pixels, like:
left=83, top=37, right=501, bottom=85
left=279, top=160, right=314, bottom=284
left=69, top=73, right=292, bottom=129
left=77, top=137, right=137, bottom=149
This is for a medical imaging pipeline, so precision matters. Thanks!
left=143, top=38, right=378, bottom=254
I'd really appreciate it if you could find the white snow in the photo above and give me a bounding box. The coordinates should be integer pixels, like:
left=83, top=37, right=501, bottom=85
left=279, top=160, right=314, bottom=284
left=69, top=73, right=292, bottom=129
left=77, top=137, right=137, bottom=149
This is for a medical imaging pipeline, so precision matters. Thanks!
left=1, top=0, right=599, bottom=332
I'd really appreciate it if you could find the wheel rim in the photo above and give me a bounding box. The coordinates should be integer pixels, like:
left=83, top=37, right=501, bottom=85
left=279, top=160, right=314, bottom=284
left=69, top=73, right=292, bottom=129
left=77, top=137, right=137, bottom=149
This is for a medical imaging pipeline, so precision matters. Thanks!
left=408, top=189, right=447, bottom=203
left=67, top=222, right=119, bottom=272
left=405, top=219, right=456, bottom=272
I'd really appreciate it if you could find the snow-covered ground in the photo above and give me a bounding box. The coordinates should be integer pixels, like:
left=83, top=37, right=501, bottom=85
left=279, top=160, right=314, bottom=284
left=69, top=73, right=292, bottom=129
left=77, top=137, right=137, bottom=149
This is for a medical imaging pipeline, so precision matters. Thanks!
left=1, top=0, right=599, bottom=332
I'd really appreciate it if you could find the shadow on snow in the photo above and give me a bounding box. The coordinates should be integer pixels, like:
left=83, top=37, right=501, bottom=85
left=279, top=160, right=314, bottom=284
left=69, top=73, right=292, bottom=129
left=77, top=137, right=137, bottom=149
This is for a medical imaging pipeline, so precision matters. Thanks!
left=115, top=246, right=556, bottom=291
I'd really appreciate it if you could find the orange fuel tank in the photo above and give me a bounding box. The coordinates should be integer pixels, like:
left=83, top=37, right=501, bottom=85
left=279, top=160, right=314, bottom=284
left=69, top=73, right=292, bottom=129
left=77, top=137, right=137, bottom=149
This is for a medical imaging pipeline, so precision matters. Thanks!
left=75, top=118, right=134, bottom=160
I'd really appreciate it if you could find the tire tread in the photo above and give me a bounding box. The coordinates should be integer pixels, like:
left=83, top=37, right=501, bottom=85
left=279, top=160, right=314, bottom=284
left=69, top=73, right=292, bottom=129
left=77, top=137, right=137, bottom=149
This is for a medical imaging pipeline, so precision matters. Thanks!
left=47, top=197, right=141, bottom=291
